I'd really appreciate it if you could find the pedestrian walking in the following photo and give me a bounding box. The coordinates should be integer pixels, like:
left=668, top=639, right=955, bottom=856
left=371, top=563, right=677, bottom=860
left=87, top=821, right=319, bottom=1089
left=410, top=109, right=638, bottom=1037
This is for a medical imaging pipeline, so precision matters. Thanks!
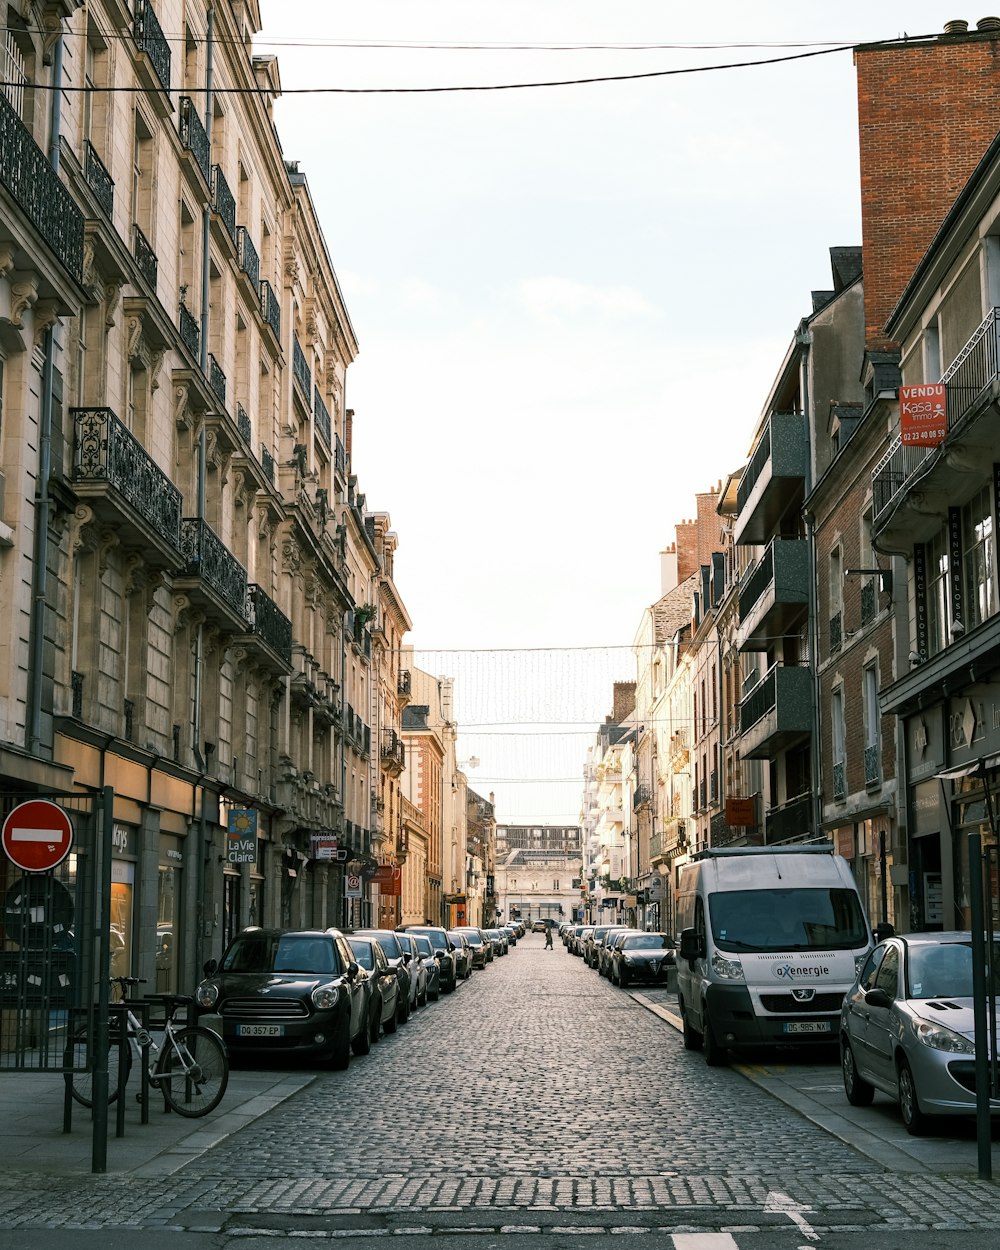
left=544, top=926, right=553, bottom=949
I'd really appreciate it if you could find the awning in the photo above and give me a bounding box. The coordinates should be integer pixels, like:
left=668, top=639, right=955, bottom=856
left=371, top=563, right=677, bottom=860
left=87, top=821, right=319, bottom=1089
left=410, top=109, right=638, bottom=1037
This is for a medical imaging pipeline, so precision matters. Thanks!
left=935, top=752, right=1000, bottom=782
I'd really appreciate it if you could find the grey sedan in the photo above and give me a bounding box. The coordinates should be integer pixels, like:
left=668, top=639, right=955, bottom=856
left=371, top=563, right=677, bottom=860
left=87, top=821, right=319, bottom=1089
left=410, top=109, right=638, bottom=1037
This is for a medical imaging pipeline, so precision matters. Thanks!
left=840, top=931, right=1000, bottom=1134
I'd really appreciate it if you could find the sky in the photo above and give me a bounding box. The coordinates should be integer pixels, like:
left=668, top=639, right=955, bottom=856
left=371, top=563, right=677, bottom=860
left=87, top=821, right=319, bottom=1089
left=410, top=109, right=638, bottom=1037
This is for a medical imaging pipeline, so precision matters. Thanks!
left=254, top=2, right=958, bottom=823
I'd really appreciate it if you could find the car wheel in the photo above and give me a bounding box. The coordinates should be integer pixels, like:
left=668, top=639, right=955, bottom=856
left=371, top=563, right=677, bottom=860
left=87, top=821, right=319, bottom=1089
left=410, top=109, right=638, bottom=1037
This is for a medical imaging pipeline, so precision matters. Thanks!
left=351, top=1007, right=372, bottom=1056
left=680, top=998, right=703, bottom=1051
left=383, top=998, right=398, bottom=1034
left=840, top=1035, right=874, bottom=1106
left=330, top=1017, right=352, bottom=1070
left=703, top=1014, right=726, bottom=1066
left=897, top=1057, right=928, bottom=1135
left=619, top=969, right=630, bottom=988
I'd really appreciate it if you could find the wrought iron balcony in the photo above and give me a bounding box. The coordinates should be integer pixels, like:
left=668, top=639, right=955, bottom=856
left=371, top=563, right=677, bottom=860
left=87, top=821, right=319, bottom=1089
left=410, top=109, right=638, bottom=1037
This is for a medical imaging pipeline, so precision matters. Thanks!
left=830, top=611, right=842, bottom=656
left=633, top=783, right=651, bottom=810
left=734, top=411, right=807, bottom=546
left=764, top=793, right=811, bottom=845
left=397, top=669, right=412, bottom=701
left=293, top=334, right=311, bottom=399
left=211, top=165, right=236, bottom=242
left=208, top=353, right=226, bottom=404
left=261, top=445, right=275, bottom=484
left=260, top=280, right=281, bottom=341
left=236, top=403, right=251, bottom=445
left=872, top=309, right=1000, bottom=545
left=179, top=96, right=211, bottom=185
left=334, top=432, right=348, bottom=480
left=314, top=387, right=332, bottom=447
left=380, top=728, right=406, bottom=774
left=236, top=226, right=259, bottom=290
left=179, top=517, right=248, bottom=619
left=860, top=578, right=877, bottom=627
left=132, top=224, right=157, bottom=290
left=244, top=583, right=292, bottom=665
left=133, top=0, right=171, bottom=93
left=84, top=141, right=114, bottom=217
left=832, top=760, right=846, bottom=800
left=738, top=662, right=813, bottom=760
left=0, top=91, right=84, bottom=283
left=179, top=301, right=200, bottom=359
left=72, top=407, right=183, bottom=556
left=864, top=743, right=881, bottom=788
left=737, top=537, right=809, bottom=652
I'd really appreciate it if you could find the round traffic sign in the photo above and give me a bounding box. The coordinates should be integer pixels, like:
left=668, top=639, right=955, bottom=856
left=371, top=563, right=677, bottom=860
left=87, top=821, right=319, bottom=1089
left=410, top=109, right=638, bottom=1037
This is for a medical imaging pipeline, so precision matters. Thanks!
left=1, top=800, right=75, bottom=873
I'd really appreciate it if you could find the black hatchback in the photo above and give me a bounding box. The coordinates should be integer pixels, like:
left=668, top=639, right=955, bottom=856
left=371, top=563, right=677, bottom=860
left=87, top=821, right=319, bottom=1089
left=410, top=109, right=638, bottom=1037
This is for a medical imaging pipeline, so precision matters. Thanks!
left=196, top=927, right=370, bottom=1070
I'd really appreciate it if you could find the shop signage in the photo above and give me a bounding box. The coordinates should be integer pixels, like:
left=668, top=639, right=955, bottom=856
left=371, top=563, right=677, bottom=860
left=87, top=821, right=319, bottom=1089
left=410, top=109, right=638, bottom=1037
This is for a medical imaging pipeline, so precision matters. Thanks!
left=948, top=507, right=965, bottom=634
left=726, top=796, right=756, bottom=827
left=227, top=809, right=257, bottom=864
left=912, top=543, right=929, bottom=663
left=899, top=383, right=946, bottom=445
left=344, top=872, right=362, bottom=899
left=310, top=835, right=342, bottom=861
left=2, top=800, right=74, bottom=873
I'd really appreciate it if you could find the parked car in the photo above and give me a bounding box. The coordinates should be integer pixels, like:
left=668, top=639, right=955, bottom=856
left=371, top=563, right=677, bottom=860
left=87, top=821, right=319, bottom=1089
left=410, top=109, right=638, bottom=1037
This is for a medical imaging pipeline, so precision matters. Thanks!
left=500, top=924, right=517, bottom=946
left=411, top=933, right=442, bottom=1000
left=609, top=932, right=677, bottom=987
left=397, top=925, right=459, bottom=992
left=484, top=927, right=508, bottom=956
left=355, top=929, right=413, bottom=1024
left=583, top=924, right=618, bottom=967
left=395, top=932, right=429, bottom=1007
left=599, top=928, right=641, bottom=978
left=589, top=925, right=632, bottom=971
left=532, top=920, right=547, bottom=933
left=196, top=927, right=371, bottom=1069
left=447, top=930, right=474, bottom=980
left=455, top=926, right=490, bottom=970
left=570, top=926, right=594, bottom=956
left=840, top=931, right=1000, bottom=1134
left=346, top=934, right=402, bottom=1038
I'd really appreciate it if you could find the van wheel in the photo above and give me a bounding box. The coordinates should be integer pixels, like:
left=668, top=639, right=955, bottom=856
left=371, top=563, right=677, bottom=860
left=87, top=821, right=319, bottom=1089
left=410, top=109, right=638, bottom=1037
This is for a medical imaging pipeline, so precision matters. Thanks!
left=680, top=998, right=702, bottom=1051
left=703, top=1015, right=727, bottom=1067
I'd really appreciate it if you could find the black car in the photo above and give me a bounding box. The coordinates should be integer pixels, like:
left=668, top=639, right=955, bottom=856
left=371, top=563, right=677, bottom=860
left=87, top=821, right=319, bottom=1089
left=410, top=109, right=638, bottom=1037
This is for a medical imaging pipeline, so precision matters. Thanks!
left=609, top=932, right=677, bottom=988
left=196, top=927, right=370, bottom=1069
left=447, top=930, right=474, bottom=980
left=346, top=934, right=402, bottom=1036
left=354, top=929, right=413, bottom=1024
left=398, top=925, right=459, bottom=992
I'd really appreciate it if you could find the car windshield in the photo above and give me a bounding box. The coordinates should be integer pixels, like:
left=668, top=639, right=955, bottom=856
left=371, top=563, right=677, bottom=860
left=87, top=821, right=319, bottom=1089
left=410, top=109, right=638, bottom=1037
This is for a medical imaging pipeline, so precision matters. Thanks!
left=223, top=932, right=338, bottom=975
left=624, top=935, right=672, bottom=950
left=348, top=939, right=375, bottom=971
left=906, top=941, right=977, bottom=998
left=709, top=888, right=869, bottom=953
left=414, top=928, right=447, bottom=951
left=374, top=933, right=402, bottom=958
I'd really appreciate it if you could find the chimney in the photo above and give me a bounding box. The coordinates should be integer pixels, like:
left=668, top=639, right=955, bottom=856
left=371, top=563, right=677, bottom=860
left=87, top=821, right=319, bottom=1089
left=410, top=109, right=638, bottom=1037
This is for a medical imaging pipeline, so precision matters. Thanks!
left=977, top=16, right=1000, bottom=30
left=943, top=18, right=969, bottom=31
left=855, top=30, right=1000, bottom=350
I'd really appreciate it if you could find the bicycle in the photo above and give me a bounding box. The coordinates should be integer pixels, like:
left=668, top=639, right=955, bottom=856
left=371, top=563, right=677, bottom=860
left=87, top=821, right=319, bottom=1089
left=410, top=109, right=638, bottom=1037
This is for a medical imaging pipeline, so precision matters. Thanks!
left=69, top=976, right=229, bottom=1118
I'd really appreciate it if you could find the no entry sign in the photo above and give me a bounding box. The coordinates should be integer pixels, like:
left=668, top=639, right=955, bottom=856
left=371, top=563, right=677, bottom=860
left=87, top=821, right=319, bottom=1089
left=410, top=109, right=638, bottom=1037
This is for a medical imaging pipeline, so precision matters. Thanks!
left=1, top=800, right=75, bottom=873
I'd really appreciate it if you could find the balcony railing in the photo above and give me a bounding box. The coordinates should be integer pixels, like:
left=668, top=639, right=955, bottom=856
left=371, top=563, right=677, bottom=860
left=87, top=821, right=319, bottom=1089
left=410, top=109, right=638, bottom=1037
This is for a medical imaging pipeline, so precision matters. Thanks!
left=72, top=407, right=182, bottom=545
left=737, top=421, right=771, bottom=516
left=260, top=280, right=280, bottom=341
left=236, top=226, right=259, bottom=291
left=211, top=165, right=236, bottom=242
left=179, top=302, right=200, bottom=359
left=236, top=403, right=251, bottom=445
left=133, top=0, right=171, bottom=93
left=132, top=224, right=157, bottom=290
left=764, top=793, right=811, bottom=844
left=334, top=432, right=348, bottom=479
left=0, top=91, right=84, bottom=282
left=830, top=611, right=842, bottom=655
left=261, top=445, right=275, bottom=484
left=833, top=760, right=846, bottom=800
left=245, top=583, right=292, bottom=663
left=179, top=96, right=211, bottom=185
left=864, top=743, right=881, bottom=787
left=314, top=387, right=332, bottom=447
left=84, top=141, right=114, bottom=217
left=293, top=334, right=311, bottom=398
left=860, top=578, right=877, bottom=627
left=398, top=669, right=412, bottom=698
left=180, top=517, right=248, bottom=618
left=633, top=783, right=651, bottom=810
left=208, top=353, right=226, bottom=404
left=873, top=309, right=1000, bottom=532
left=734, top=411, right=807, bottom=546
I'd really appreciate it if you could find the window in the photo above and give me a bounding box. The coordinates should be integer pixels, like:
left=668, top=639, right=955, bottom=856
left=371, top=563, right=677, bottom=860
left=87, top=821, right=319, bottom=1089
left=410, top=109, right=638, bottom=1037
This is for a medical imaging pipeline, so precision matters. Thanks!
left=553, top=880, right=559, bottom=890
left=864, top=666, right=880, bottom=787
left=832, top=687, right=846, bottom=800
left=131, top=111, right=154, bottom=234
left=962, top=483, right=996, bottom=630
left=926, top=529, right=950, bottom=656
left=3, top=25, right=28, bottom=117
left=923, top=317, right=941, bottom=382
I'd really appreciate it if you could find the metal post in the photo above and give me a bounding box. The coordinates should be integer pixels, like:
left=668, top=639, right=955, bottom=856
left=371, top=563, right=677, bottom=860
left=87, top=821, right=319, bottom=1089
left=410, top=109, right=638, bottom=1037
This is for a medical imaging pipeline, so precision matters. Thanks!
left=92, top=785, right=114, bottom=1173
left=968, top=830, right=992, bottom=1180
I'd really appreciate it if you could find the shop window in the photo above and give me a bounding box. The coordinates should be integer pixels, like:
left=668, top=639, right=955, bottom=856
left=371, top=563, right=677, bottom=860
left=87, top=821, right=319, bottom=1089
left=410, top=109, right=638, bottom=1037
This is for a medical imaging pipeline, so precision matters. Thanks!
left=925, top=528, right=950, bottom=656
left=156, top=865, right=178, bottom=993
left=962, top=483, right=996, bottom=630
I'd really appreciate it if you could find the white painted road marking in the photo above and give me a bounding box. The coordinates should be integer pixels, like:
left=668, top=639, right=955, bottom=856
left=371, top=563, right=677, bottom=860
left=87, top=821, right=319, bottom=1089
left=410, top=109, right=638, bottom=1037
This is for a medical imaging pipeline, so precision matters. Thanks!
left=672, top=1235, right=739, bottom=1249
left=764, top=1190, right=819, bottom=1241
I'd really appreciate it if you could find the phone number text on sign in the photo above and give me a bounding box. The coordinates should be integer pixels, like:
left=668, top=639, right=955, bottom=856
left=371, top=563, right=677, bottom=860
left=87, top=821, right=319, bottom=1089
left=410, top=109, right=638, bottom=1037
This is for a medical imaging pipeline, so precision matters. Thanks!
left=899, top=382, right=946, bottom=446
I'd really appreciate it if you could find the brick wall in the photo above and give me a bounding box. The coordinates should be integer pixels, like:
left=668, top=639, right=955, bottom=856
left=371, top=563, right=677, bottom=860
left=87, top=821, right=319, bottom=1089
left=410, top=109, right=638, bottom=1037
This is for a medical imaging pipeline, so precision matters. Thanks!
left=856, top=28, right=1000, bottom=348
left=675, top=484, right=722, bottom=581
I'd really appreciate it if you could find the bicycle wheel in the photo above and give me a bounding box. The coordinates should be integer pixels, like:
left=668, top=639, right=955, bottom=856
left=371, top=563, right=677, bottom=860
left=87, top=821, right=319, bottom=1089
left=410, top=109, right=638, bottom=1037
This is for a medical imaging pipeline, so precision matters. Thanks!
left=68, top=1025, right=131, bottom=1108
left=156, top=1026, right=229, bottom=1118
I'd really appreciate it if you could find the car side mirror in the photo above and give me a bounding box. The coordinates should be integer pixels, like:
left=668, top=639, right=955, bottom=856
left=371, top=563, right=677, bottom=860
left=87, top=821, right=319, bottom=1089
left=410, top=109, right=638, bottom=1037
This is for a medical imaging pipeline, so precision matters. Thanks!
left=873, top=922, right=895, bottom=943
left=203, top=958, right=218, bottom=976
left=346, top=960, right=360, bottom=979
left=679, top=928, right=704, bottom=962
left=864, top=986, right=892, bottom=1009
left=403, top=952, right=412, bottom=964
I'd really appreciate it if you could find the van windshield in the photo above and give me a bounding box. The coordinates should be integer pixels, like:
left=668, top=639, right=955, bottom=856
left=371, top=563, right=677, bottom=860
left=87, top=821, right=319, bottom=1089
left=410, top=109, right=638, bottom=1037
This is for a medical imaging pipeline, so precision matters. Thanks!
left=709, top=888, right=868, bottom=953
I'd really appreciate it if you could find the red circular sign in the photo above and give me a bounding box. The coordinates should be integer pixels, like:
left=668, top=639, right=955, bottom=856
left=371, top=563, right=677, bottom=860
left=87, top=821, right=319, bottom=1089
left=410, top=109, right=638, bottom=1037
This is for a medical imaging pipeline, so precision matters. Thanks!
left=2, top=800, right=74, bottom=873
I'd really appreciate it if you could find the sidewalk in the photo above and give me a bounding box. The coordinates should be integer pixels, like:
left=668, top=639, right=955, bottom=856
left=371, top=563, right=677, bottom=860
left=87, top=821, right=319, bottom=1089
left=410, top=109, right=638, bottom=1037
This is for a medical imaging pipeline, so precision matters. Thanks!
left=629, top=983, right=1000, bottom=1176
left=0, top=1064, right=314, bottom=1177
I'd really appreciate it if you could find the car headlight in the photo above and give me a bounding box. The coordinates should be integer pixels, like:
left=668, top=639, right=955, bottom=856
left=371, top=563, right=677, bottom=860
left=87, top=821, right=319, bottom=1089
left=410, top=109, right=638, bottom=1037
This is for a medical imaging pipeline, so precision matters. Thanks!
left=311, top=984, right=340, bottom=1010
left=711, top=952, right=745, bottom=980
left=912, top=1018, right=975, bottom=1054
left=196, top=983, right=219, bottom=1008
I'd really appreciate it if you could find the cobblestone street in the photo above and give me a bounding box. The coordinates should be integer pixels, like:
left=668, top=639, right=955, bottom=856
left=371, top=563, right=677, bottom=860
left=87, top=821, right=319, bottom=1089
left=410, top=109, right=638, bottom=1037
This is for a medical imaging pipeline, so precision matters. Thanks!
left=2, top=937, right=1000, bottom=1239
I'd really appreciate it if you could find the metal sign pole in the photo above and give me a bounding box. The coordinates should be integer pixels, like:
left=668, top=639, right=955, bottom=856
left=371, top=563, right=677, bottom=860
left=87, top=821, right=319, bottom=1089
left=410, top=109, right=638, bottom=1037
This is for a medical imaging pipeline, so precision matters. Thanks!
left=91, top=785, right=114, bottom=1174
left=968, top=830, right=992, bottom=1180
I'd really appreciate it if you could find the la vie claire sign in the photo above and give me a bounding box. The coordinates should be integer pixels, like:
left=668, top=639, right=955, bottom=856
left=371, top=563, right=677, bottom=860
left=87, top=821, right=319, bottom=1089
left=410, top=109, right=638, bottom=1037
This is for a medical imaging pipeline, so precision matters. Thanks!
left=899, top=383, right=947, bottom=446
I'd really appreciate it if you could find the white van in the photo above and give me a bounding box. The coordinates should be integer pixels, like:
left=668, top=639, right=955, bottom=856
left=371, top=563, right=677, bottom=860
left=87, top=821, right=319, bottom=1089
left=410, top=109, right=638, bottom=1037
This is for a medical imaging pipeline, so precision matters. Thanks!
left=675, top=845, right=879, bottom=1065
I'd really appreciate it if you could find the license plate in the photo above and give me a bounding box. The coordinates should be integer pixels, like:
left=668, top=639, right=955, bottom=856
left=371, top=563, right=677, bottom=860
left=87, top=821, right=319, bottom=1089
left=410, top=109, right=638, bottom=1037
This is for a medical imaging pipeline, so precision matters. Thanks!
left=236, top=1023, right=284, bottom=1037
left=783, top=1021, right=831, bottom=1034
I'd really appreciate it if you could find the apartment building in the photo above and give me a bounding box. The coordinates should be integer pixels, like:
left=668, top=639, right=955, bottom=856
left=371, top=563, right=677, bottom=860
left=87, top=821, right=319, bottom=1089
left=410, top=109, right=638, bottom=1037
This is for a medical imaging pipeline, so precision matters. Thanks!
left=0, top=1, right=402, bottom=1003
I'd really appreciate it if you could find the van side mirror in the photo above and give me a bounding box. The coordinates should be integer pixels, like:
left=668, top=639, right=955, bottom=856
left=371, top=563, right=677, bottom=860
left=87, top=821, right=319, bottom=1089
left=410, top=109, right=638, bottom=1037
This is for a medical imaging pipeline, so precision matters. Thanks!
left=873, top=922, right=895, bottom=943
left=679, top=928, right=704, bottom=962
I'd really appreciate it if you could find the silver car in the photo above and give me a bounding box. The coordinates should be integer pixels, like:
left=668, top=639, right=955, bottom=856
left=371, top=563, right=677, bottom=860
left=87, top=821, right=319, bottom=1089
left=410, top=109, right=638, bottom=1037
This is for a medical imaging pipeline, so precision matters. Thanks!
left=840, top=931, right=1000, bottom=1134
